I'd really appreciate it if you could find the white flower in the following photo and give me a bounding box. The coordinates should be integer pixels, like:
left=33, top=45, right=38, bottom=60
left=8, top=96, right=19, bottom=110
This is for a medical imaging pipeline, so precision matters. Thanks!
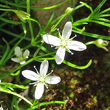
left=22, top=60, right=61, bottom=99
left=0, top=106, right=3, bottom=110
left=11, top=46, right=30, bottom=64
left=43, top=21, right=87, bottom=64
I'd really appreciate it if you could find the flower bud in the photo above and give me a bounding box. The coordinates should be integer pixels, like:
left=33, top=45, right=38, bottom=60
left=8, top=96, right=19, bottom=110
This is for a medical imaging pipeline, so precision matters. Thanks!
left=86, top=39, right=109, bottom=51
left=14, top=10, right=30, bottom=22
left=94, top=39, right=108, bottom=47
left=65, top=7, right=73, bottom=15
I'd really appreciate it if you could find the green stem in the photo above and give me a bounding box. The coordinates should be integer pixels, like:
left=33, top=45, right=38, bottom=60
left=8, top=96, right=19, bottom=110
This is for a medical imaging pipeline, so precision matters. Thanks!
left=26, top=0, right=35, bottom=43
left=32, top=100, right=66, bottom=109
left=0, top=8, right=15, bottom=12
left=12, top=58, right=34, bottom=73
left=33, top=41, right=44, bottom=58
left=36, top=52, right=56, bottom=59
left=72, top=18, right=89, bottom=27
left=37, top=57, right=55, bottom=61
left=0, top=88, right=32, bottom=106
left=85, top=41, right=94, bottom=45
left=50, top=14, right=67, bottom=33
left=27, top=0, right=30, bottom=14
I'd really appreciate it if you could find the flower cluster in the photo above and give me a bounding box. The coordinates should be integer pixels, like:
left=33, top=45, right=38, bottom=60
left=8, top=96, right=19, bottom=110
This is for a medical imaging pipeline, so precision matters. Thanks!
left=11, top=21, right=88, bottom=100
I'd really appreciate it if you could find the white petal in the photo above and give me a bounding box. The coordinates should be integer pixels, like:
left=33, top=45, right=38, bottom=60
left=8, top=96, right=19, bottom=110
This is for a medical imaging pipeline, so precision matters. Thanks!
left=0, top=106, right=3, bottom=110
left=20, top=61, right=26, bottom=65
left=67, top=41, right=87, bottom=51
left=35, top=83, right=44, bottom=99
left=22, top=70, right=39, bottom=81
left=11, top=58, right=20, bottom=63
left=40, top=60, right=48, bottom=76
left=55, top=47, right=65, bottom=65
left=43, top=34, right=60, bottom=46
left=23, top=49, right=30, bottom=58
left=62, top=21, right=72, bottom=39
left=46, top=76, right=61, bottom=84
left=15, top=46, right=22, bottom=57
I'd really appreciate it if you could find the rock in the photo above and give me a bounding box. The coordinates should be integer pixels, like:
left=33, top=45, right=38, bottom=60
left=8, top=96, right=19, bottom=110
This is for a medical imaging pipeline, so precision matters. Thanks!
left=32, top=0, right=78, bottom=32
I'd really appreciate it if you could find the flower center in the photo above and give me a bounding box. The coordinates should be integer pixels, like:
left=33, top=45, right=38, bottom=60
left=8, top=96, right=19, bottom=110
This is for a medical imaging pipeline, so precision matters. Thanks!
left=19, top=56, right=25, bottom=62
left=60, top=40, right=68, bottom=47
left=39, top=76, right=45, bottom=83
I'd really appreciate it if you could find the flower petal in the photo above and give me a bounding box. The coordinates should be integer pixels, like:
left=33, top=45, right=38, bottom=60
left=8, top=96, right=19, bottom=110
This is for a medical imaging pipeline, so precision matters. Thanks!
left=0, top=106, right=3, bottom=110
left=11, top=58, right=20, bottom=63
left=46, top=76, right=61, bottom=84
left=67, top=41, right=87, bottom=51
left=62, top=21, right=72, bottom=39
left=43, top=34, right=60, bottom=46
left=23, top=49, right=30, bottom=58
left=40, top=60, right=48, bottom=76
left=55, top=47, right=65, bottom=65
left=20, top=61, right=26, bottom=65
left=35, top=83, right=44, bottom=99
left=15, top=46, right=22, bottom=57
left=22, top=70, right=39, bottom=81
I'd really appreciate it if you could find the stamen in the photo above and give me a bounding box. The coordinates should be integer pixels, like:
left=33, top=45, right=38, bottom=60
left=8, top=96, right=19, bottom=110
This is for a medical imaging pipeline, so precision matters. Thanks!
left=29, top=82, right=37, bottom=85
left=70, top=51, right=74, bottom=55
left=34, top=66, right=39, bottom=74
left=47, top=70, right=53, bottom=76
left=44, top=83, right=48, bottom=89
left=70, top=34, right=77, bottom=40
left=57, top=28, right=61, bottom=39
left=66, top=48, right=74, bottom=55
left=57, top=28, right=59, bottom=32
left=51, top=45, right=54, bottom=47
left=69, top=49, right=74, bottom=55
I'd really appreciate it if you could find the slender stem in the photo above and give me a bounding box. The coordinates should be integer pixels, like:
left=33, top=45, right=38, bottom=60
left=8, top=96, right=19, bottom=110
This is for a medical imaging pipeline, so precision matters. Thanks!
left=0, top=8, right=15, bottom=12
left=50, top=14, right=66, bottom=33
left=26, top=0, right=35, bottom=43
left=33, top=41, right=44, bottom=58
left=36, top=52, right=56, bottom=59
left=27, top=0, right=30, bottom=14
left=0, top=88, right=32, bottom=106
left=85, top=41, right=94, bottom=45
left=12, top=58, right=34, bottom=73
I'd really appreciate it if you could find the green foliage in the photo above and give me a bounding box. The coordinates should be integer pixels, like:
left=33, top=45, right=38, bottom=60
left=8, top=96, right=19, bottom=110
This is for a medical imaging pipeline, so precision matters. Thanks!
left=0, top=0, right=110, bottom=109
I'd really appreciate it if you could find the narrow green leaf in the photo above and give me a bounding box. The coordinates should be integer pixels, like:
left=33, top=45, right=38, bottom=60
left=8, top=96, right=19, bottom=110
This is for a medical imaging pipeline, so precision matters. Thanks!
left=73, top=4, right=84, bottom=11
left=100, top=7, right=110, bottom=14
left=97, top=18, right=110, bottom=23
left=32, top=0, right=68, bottom=10
left=0, top=38, right=10, bottom=67
left=0, top=87, right=32, bottom=105
left=72, top=29, right=110, bottom=40
left=63, top=59, right=92, bottom=69
left=100, top=14, right=110, bottom=17
left=10, top=70, right=20, bottom=76
left=0, top=28, right=30, bottom=41
left=0, top=16, right=23, bottom=24
left=80, top=2, right=93, bottom=14
left=32, top=101, right=66, bottom=109
left=43, top=12, right=55, bottom=31
left=0, top=82, right=28, bottom=89
left=93, top=0, right=106, bottom=14
left=90, top=20, right=110, bottom=27
left=0, top=4, right=10, bottom=8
